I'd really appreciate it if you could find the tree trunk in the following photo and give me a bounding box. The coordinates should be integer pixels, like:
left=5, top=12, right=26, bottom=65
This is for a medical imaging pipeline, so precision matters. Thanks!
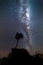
left=15, top=39, right=19, bottom=48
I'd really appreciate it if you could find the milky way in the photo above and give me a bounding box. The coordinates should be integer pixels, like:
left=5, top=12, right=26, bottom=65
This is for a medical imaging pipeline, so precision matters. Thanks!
left=19, top=0, right=30, bottom=28
left=18, top=0, right=34, bottom=55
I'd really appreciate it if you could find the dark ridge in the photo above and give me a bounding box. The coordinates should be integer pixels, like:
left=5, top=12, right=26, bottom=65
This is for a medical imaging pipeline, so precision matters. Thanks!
left=0, top=48, right=43, bottom=65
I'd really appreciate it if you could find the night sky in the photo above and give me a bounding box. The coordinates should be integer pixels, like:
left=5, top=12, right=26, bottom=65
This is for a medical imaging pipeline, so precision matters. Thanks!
left=0, top=0, right=43, bottom=57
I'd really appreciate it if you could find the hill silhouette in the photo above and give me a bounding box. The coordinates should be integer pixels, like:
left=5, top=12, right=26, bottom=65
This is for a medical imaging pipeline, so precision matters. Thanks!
left=0, top=48, right=43, bottom=65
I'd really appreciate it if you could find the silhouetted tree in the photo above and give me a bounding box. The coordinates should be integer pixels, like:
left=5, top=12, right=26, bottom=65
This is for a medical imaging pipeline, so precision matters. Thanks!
left=15, top=32, right=24, bottom=48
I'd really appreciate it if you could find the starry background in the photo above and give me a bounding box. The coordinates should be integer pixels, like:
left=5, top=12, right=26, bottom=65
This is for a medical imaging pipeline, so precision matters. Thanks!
left=0, top=0, right=43, bottom=57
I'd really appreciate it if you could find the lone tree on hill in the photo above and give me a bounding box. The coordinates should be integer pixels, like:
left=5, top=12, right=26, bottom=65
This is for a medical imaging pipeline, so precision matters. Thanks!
left=15, top=32, right=24, bottom=48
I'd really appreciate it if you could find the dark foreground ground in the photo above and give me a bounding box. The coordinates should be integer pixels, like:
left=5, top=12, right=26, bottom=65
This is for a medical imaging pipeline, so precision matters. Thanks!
left=0, top=48, right=43, bottom=65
